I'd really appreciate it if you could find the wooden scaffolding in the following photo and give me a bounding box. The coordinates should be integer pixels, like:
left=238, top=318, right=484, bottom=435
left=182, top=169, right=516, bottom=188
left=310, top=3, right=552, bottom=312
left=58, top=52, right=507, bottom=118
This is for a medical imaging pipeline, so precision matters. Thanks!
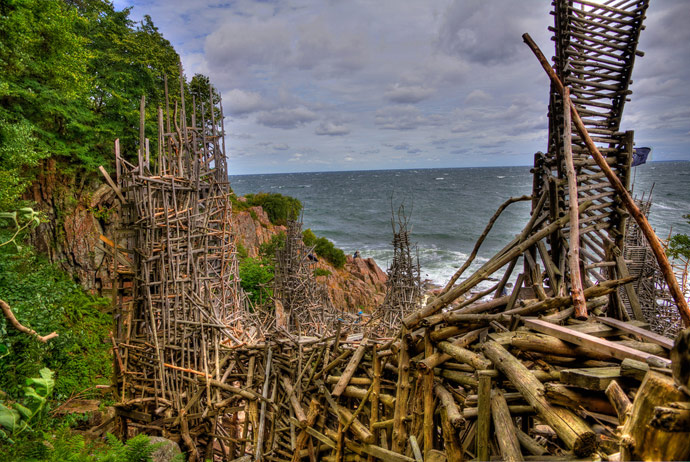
left=273, top=219, right=335, bottom=334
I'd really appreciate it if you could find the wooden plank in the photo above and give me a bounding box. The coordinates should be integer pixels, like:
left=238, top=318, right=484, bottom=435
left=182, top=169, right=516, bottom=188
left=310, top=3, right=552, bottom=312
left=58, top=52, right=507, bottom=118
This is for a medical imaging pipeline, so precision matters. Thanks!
left=522, top=318, right=671, bottom=367
left=98, top=165, right=126, bottom=203
left=595, top=316, right=674, bottom=350
left=560, top=367, right=622, bottom=391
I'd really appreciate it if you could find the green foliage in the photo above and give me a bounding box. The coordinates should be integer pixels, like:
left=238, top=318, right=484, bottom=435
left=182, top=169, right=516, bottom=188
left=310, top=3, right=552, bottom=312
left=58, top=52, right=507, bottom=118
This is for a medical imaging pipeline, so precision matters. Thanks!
left=314, top=268, right=331, bottom=278
left=314, top=237, right=347, bottom=269
left=12, top=431, right=180, bottom=462
left=668, top=214, right=690, bottom=260
left=259, top=232, right=287, bottom=261
left=0, top=0, right=196, bottom=208
left=302, top=228, right=317, bottom=248
left=0, top=207, right=43, bottom=251
left=0, top=368, right=54, bottom=443
left=303, top=228, right=346, bottom=268
left=0, top=249, right=112, bottom=400
left=244, top=193, right=302, bottom=226
left=239, top=257, right=273, bottom=306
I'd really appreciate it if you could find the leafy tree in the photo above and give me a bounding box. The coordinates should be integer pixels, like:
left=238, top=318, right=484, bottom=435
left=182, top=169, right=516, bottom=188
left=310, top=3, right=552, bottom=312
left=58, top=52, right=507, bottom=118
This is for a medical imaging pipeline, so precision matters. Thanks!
left=668, top=214, right=690, bottom=260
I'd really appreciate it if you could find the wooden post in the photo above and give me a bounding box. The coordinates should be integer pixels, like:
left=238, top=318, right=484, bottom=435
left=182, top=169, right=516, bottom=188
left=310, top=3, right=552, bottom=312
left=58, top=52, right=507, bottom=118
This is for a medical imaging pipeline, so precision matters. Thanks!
left=522, top=32, right=690, bottom=327
left=562, top=87, right=588, bottom=319
left=392, top=328, right=411, bottom=453
left=476, top=371, right=492, bottom=462
left=491, top=389, right=524, bottom=462
left=423, top=329, right=434, bottom=457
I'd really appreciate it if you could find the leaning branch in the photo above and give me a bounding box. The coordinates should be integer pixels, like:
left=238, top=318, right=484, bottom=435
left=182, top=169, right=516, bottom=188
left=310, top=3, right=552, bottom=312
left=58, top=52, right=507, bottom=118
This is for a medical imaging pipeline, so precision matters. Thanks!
left=0, top=299, right=58, bottom=343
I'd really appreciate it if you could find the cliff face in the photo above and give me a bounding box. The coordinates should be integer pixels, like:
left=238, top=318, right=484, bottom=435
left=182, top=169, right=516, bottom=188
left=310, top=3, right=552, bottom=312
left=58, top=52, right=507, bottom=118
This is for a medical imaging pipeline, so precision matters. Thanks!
left=233, top=206, right=387, bottom=312
left=29, top=172, right=387, bottom=313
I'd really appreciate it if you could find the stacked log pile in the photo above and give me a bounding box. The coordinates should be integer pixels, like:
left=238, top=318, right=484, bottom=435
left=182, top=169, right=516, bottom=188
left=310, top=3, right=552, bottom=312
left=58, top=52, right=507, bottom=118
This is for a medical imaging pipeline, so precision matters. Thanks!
left=186, top=312, right=687, bottom=461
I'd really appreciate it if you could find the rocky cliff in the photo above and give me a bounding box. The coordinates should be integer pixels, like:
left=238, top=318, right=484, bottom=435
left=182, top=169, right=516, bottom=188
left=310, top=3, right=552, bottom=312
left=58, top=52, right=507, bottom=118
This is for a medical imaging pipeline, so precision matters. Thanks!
left=233, top=205, right=387, bottom=312
left=28, top=171, right=387, bottom=313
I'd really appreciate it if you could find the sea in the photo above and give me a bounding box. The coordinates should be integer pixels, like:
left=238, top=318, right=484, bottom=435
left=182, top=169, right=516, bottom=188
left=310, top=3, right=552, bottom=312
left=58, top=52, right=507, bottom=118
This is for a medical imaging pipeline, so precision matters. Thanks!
left=230, top=161, right=690, bottom=288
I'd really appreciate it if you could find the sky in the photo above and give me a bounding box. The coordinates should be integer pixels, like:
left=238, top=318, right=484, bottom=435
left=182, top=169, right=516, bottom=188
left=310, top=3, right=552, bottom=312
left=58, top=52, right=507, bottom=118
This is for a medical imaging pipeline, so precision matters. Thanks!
left=113, top=0, right=690, bottom=175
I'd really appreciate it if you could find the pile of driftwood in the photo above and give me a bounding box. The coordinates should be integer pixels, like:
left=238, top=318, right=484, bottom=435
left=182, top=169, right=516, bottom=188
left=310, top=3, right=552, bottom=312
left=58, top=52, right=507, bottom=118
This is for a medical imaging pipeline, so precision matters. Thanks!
left=181, top=308, right=688, bottom=462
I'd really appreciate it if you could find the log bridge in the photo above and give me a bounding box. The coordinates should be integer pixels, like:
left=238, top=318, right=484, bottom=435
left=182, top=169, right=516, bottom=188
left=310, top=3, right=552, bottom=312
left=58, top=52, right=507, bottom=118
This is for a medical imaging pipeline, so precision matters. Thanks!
left=101, top=1, right=690, bottom=461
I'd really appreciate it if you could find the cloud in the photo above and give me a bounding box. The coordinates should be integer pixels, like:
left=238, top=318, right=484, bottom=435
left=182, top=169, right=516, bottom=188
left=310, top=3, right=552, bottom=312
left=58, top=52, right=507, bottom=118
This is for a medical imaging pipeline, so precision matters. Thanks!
left=436, top=0, right=535, bottom=65
left=385, top=84, right=435, bottom=103
left=387, top=142, right=422, bottom=154
left=464, top=89, right=492, bottom=105
left=205, top=18, right=290, bottom=71
left=315, top=121, right=351, bottom=136
left=256, top=107, right=318, bottom=129
left=375, top=105, right=444, bottom=130
left=273, top=143, right=290, bottom=150
left=225, top=89, right=268, bottom=116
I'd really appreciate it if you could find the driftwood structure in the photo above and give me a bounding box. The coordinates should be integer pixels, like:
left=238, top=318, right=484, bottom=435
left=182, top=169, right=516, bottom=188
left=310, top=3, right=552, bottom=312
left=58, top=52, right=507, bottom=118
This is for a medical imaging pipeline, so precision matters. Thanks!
left=372, top=208, right=422, bottom=334
left=273, top=219, right=334, bottom=334
left=98, top=1, right=690, bottom=461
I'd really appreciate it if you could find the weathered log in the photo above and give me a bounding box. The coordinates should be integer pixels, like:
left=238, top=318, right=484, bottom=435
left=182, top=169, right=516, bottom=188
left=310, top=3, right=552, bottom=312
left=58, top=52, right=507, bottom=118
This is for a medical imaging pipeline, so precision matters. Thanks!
left=515, top=428, right=547, bottom=456
left=491, top=389, right=524, bottom=462
left=476, top=371, right=491, bottom=462
left=434, top=383, right=465, bottom=430
left=544, top=382, right=616, bottom=416
left=671, top=327, right=690, bottom=393
left=605, top=380, right=632, bottom=425
left=522, top=318, right=671, bottom=367
left=562, top=87, right=587, bottom=319
left=281, top=376, right=307, bottom=425
left=620, top=372, right=690, bottom=461
left=436, top=341, right=490, bottom=370
left=417, top=329, right=483, bottom=371
left=651, top=402, right=690, bottom=432
left=482, top=341, right=597, bottom=456
left=439, top=405, right=464, bottom=461
left=559, top=367, right=622, bottom=391
left=332, top=341, right=368, bottom=397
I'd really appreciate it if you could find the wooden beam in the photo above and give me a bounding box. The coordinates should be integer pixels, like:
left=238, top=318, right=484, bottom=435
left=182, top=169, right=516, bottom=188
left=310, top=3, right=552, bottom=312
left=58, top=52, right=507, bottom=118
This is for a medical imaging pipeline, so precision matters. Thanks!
left=522, top=318, right=671, bottom=367
left=595, top=316, right=674, bottom=350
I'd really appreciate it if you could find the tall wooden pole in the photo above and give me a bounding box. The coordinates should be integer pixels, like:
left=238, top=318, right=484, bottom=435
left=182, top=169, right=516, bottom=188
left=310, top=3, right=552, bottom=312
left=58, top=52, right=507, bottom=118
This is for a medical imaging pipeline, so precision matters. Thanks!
left=562, top=88, right=588, bottom=319
left=522, top=33, right=690, bottom=327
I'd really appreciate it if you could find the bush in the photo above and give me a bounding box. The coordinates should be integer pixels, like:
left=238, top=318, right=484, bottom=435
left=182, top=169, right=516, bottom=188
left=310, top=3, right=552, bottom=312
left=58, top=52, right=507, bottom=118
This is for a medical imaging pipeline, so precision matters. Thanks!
left=314, top=237, right=346, bottom=269
left=0, top=250, right=112, bottom=400
left=239, top=257, right=273, bottom=306
left=259, top=232, right=286, bottom=261
left=314, top=268, right=331, bottom=278
left=244, top=193, right=302, bottom=226
left=302, top=229, right=317, bottom=248
left=668, top=214, right=690, bottom=260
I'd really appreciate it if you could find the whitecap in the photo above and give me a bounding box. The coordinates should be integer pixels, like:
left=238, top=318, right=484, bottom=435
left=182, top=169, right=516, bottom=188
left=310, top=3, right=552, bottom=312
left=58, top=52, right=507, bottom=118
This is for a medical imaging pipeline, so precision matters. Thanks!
left=435, top=177, right=444, bottom=180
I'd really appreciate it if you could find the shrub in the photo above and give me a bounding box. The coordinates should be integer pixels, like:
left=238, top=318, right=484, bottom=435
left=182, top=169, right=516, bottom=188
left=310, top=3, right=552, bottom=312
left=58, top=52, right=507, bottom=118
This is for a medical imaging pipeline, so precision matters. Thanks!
left=259, top=232, right=286, bottom=261
left=314, top=268, right=331, bottom=278
left=239, top=257, right=273, bottom=306
left=314, top=237, right=346, bottom=269
left=668, top=214, right=690, bottom=260
left=302, top=229, right=317, bottom=248
left=244, top=193, right=302, bottom=226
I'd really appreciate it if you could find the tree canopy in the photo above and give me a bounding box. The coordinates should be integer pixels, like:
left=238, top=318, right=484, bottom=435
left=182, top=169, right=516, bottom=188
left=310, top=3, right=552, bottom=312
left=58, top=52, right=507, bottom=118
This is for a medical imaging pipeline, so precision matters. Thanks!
left=0, top=0, right=213, bottom=210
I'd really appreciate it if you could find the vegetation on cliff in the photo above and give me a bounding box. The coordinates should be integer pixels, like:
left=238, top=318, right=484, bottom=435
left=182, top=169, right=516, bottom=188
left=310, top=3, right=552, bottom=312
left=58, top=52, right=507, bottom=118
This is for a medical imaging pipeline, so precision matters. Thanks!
left=0, top=0, right=201, bottom=457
